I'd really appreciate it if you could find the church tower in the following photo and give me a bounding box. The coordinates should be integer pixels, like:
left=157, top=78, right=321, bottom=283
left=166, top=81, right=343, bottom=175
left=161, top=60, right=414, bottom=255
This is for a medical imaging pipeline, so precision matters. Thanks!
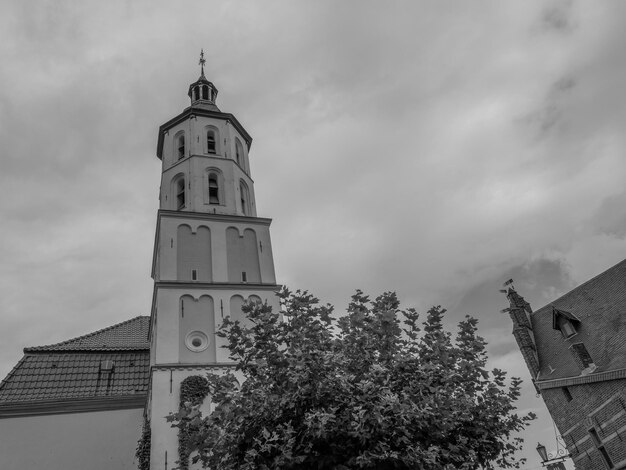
left=147, top=53, right=280, bottom=469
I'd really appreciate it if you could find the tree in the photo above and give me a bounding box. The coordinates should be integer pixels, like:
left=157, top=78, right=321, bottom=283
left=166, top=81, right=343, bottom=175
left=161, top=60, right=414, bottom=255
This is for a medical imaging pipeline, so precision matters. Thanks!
left=169, top=288, right=535, bottom=470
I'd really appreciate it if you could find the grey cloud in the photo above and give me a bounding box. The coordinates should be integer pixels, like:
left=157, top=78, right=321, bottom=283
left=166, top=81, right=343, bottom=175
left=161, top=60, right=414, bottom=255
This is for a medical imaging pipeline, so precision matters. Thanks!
left=518, top=75, right=576, bottom=138
left=590, top=191, right=626, bottom=239
left=539, top=0, right=576, bottom=33
left=1, top=2, right=626, bottom=466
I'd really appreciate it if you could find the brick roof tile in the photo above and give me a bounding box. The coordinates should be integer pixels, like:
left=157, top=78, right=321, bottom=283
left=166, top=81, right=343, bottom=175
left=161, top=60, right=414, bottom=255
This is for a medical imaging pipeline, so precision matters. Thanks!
left=532, top=259, right=626, bottom=382
left=0, top=317, right=151, bottom=404
left=24, top=316, right=150, bottom=352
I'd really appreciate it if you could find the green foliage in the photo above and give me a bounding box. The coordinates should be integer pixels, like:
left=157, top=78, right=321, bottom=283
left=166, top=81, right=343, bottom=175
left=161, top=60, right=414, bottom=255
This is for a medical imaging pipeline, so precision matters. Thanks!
left=169, top=288, right=535, bottom=469
left=177, top=375, right=211, bottom=470
left=135, top=417, right=151, bottom=470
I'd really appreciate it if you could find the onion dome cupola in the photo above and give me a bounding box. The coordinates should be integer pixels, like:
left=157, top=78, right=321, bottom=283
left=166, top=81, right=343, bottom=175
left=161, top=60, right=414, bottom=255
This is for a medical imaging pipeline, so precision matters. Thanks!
left=188, top=49, right=220, bottom=111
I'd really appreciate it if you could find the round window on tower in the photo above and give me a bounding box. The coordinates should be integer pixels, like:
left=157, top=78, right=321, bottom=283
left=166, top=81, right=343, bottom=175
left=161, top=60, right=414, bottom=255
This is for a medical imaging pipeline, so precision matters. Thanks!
left=185, top=331, right=209, bottom=352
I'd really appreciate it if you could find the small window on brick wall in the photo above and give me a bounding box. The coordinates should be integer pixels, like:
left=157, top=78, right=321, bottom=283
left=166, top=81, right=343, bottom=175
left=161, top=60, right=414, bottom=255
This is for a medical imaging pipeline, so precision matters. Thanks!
left=570, top=343, right=596, bottom=373
left=562, top=387, right=573, bottom=402
left=589, top=428, right=614, bottom=469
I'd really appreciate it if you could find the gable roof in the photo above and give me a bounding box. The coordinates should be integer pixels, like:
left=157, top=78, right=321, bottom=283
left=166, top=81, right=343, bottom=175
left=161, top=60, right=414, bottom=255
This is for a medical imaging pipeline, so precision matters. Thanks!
left=24, top=316, right=150, bottom=352
left=0, top=317, right=151, bottom=411
left=531, top=259, right=626, bottom=382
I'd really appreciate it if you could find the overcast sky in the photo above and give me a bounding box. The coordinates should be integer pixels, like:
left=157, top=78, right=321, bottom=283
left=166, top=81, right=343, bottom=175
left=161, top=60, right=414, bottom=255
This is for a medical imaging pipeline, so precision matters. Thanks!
left=1, top=1, right=625, bottom=468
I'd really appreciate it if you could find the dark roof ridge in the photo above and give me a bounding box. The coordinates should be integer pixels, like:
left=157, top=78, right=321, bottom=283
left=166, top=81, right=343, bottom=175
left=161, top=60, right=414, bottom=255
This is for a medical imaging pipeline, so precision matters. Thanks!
left=533, top=258, right=626, bottom=315
left=24, top=346, right=148, bottom=353
left=24, top=315, right=150, bottom=352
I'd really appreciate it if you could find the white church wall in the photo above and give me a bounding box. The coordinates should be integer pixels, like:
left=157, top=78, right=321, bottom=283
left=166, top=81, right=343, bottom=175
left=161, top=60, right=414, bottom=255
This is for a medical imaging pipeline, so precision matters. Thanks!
left=0, top=407, right=143, bottom=470
left=156, top=215, right=276, bottom=285
left=153, top=286, right=281, bottom=365
left=149, top=367, right=244, bottom=470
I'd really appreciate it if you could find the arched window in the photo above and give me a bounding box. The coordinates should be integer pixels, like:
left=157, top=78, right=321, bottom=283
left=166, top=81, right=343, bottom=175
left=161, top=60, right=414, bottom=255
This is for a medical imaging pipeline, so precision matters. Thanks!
left=204, top=168, right=224, bottom=206
left=239, top=180, right=250, bottom=215
left=235, top=138, right=244, bottom=168
left=194, top=86, right=199, bottom=101
left=176, top=177, right=185, bottom=210
left=177, top=133, right=185, bottom=160
left=208, top=174, right=219, bottom=204
left=207, top=129, right=216, bottom=154
left=202, top=85, right=209, bottom=100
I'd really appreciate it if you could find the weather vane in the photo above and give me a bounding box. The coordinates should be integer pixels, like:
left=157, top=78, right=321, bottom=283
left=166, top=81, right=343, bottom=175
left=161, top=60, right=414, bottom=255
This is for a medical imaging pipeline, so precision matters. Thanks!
left=199, top=49, right=206, bottom=75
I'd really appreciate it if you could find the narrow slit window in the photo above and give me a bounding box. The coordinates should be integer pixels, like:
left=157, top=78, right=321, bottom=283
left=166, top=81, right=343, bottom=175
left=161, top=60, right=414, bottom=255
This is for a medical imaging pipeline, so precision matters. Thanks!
left=242, top=271, right=247, bottom=283
left=589, top=428, right=614, bottom=468
left=235, top=139, right=243, bottom=167
left=177, top=134, right=185, bottom=160
left=208, top=174, right=219, bottom=204
left=589, top=429, right=601, bottom=447
left=562, top=387, right=573, bottom=402
left=191, top=269, right=198, bottom=281
left=599, top=447, right=614, bottom=469
left=207, top=130, right=216, bottom=154
left=176, top=178, right=185, bottom=210
left=240, top=181, right=249, bottom=215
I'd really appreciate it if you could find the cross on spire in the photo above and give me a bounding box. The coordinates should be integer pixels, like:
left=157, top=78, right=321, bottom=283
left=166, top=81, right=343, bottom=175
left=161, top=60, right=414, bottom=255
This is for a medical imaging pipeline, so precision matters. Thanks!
left=199, top=49, right=206, bottom=76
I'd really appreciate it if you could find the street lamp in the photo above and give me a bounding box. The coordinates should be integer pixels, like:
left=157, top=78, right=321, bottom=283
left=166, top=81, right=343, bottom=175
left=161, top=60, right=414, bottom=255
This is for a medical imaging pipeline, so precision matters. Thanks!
left=536, top=443, right=548, bottom=462
left=536, top=442, right=569, bottom=470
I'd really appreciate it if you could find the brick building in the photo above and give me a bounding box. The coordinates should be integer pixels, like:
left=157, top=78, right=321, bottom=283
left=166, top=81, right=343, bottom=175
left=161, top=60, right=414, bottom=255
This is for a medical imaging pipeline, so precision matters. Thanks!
left=505, top=258, right=626, bottom=469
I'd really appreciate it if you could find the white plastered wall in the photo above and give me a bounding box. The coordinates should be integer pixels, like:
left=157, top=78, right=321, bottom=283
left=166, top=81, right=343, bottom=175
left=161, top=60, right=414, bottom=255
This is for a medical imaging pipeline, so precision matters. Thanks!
left=149, top=367, right=245, bottom=470
left=0, top=408, right=143, bottom=470
left=152, top=285, right=280, bottom=365
left=155, top=215, right=276, bottom=284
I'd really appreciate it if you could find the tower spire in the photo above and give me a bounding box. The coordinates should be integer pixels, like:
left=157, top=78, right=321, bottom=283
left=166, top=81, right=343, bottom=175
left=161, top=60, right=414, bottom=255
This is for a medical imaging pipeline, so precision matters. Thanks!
left=188, top=50, right=219, bottom=108
left=199, top=49, right=206, bottom=78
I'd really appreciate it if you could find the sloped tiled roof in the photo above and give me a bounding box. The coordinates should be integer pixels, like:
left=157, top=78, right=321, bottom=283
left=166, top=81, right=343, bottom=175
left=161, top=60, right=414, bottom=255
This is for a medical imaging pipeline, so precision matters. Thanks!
left=532, top=259, right=626, bottom=381
left=0, top=316, right=151, bottom=406
left=25, top=316, right=150, bottom=352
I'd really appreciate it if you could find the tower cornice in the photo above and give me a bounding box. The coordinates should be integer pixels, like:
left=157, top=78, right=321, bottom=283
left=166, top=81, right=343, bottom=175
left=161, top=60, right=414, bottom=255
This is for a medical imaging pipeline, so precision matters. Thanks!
left=154, top=281, right=280, bottom=290
left=157, top=209, right=272, bottom=225
left=156, top=107, right=252, bottom=160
